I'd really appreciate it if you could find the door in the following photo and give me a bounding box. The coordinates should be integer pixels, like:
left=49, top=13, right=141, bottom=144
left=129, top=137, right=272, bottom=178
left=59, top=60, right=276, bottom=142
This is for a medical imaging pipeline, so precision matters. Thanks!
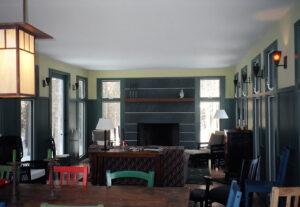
left=51, top=73, right=67, bottom=156
left=20, top=99, right=33, bottom=161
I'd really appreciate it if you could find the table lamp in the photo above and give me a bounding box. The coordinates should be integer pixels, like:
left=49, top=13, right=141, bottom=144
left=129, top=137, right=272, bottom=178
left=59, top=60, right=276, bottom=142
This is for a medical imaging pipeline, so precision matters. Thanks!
left=214, top=109, right=228, bottom=130
left=96, top=118, right=114, bottom=151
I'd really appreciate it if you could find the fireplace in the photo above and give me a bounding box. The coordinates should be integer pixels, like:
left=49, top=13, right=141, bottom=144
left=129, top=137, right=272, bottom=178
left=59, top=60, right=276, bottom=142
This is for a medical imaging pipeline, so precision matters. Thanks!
left=137, top=123, right=179, bottom=146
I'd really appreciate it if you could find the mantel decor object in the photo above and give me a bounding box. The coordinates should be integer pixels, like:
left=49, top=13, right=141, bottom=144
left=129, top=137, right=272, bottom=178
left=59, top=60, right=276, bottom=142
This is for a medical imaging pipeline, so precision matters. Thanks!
left=179, top=89, right=184, bottom=98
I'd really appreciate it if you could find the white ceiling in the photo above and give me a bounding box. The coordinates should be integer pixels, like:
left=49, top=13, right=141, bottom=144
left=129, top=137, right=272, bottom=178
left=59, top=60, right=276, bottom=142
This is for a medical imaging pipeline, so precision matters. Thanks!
left=0, top=0, right=296, bottom=70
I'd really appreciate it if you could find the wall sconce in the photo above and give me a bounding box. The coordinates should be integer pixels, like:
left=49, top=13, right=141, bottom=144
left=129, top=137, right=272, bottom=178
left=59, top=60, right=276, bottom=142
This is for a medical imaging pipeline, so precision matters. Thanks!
left=42, top=77, right=51, bottom=87
left=242, top=73, right=251, bottom=84
left=253, top=63, right=264, bottom=78
left=272, top=51, right=287, bottom=69
left=72, top=82, right=79, bottom=91
left=233, top=79, right=240, bottom=88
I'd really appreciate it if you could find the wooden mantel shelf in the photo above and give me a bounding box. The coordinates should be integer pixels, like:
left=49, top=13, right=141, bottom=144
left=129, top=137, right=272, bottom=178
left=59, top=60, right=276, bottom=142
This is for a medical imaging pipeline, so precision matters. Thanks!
left=124, top=98, right=195, bottom=102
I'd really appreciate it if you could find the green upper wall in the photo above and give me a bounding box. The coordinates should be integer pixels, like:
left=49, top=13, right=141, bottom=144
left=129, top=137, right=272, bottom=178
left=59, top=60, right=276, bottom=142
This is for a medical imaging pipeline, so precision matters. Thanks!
left=87, top=68, right=235, bottom=99
left=35, top=54, right=88, bottom=99
left=235, top=0, right=300, bottom=89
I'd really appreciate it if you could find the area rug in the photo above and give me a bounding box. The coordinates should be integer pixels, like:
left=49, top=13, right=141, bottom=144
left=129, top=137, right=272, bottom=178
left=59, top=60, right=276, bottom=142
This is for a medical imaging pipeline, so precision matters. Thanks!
left=186, top=167, right=210, bottom=185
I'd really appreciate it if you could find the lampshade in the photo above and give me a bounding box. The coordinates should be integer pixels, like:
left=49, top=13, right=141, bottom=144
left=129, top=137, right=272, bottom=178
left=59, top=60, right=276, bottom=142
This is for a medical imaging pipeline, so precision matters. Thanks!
left=214, top=109, right=229, bottom=119
left=96, top=118, right=114, bottom=130
left=0, top=23, right=52, bottom=98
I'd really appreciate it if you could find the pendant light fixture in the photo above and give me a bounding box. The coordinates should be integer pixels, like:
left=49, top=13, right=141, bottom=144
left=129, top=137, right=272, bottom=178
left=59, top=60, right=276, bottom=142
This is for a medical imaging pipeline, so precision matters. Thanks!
left=0, top=0, right=52, bottom=98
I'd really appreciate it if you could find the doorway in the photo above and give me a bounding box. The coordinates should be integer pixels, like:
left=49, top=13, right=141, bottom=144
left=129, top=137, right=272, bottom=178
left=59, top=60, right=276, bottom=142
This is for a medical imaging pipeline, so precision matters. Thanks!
left=50, top=71, right=69, bottom=156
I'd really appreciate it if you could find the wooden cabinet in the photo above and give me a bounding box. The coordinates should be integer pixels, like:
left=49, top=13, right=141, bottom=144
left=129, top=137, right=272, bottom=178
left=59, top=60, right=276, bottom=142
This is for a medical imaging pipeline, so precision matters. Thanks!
left=224, top=130, right=253, bottom=179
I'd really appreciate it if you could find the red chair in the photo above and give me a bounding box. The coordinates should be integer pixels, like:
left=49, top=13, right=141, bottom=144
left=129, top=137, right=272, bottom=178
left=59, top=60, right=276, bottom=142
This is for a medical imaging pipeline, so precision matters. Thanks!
left=48, top=166, right=88, bottom=187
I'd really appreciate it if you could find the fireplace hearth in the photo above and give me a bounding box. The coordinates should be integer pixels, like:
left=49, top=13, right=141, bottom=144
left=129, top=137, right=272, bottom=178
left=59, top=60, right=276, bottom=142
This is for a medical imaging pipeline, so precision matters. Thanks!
left=137, top=123, right=179, bottom=146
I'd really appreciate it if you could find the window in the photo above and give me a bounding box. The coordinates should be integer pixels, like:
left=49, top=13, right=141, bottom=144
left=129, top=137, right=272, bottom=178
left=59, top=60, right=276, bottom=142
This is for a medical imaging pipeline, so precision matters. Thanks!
left=264, top=41, right=277, bottom=91
left=267, top=96, right=276, bottom=181
left=77, top=77, right=87, bottom=157
left=234, top=73, right=239, bottom=98
left=21, top=100, right=33, bottom=161
left=254, top=98, right=260, bottom=157
left=241, top=99, right=248, bottom=128
left=241, top=66, right=248, bottom=97
left=51, top=75, right=66, bottom=156
left=199, top=79, right=220, bottom=142
left=101, top=80, right=121, bottom=145
left=234, top=73, right=239, bottom=127
left=251, top=54, right=261, bottom=94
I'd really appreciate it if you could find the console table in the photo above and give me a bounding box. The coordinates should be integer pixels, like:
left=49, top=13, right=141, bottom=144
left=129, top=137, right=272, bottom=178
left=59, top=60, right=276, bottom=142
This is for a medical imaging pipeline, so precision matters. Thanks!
left=89, top=148, right=164, bottom=186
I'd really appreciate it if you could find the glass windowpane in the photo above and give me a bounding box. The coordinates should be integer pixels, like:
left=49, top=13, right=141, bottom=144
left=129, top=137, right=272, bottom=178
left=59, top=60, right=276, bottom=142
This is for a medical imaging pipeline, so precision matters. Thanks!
left=19, top=30, right=24, bottom=49
left=29, top=35, right=34, bottom=53
left=102, top=102, right=120, bottom=145
left=200, top=80, right=220, bottom=97
left=51, top=78, right=64, bottom=155
left=0, top=29, right=4, bottom=48
left=6, top=29, right=16, bottom=48
left=24, top=32, right=29, bottom=51
left=21, top=100, right=32, bottom=161
left=200, top=102, right=220, bottom=142
left=78, top=102, right=85, bottom=156
left=102, top=81, right=120, bottom=99
left=78, top=80, right=85, bottom=99
left=267, top=53, right=274, bottom=90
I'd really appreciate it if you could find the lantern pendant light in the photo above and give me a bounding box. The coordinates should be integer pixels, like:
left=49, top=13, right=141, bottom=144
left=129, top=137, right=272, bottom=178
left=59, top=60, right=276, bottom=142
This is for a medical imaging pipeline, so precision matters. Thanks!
left=0, top=0, right=52, bottom=98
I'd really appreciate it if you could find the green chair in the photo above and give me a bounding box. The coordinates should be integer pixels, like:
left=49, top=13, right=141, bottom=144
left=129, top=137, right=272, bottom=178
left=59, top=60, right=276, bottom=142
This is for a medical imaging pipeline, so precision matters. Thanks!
left=40, top=203, right=104, bottom=207
left=0, top=165, right=13, bottom=179
left=0, top=165, right=20, bottom=182
left=106, top=170, right=155, bottom=187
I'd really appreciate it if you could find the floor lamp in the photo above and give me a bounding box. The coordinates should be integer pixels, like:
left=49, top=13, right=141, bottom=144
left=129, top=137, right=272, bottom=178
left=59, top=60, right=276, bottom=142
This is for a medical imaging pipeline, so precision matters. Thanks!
left=96, top=118, right=114, bottom=151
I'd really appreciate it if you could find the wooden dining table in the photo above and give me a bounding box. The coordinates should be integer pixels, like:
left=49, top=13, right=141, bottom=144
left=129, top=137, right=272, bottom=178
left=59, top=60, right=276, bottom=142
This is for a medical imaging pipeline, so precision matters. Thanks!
left=0, top=184, right=189, bottom=207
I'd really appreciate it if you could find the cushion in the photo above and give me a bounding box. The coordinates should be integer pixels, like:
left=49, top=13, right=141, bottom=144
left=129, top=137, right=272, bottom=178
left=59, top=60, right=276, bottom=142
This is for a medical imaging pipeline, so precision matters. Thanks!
left=214, top=131, right=225, bottom=135
left=208, top=134, right=224, bottom=146
left=190, top=188, right=206, bottom=202
left=209, top=185, right=230, bottom=205
left=30, top=169, right=45, bottom=180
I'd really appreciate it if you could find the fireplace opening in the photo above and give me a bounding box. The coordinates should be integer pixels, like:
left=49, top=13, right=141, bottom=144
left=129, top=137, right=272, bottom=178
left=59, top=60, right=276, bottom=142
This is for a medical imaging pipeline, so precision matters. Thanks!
left=137, top=123, right=179, bottom=146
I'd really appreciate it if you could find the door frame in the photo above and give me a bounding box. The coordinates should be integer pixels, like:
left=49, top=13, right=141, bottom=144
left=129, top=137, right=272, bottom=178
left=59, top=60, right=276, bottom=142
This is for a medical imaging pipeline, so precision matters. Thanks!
left=49, top=69, right=70, bottom=155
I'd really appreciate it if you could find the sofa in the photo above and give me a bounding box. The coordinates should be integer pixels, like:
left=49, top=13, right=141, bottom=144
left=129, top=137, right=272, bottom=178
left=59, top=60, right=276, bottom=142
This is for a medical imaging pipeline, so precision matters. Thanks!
left=91, top=146, right=186, bottom=187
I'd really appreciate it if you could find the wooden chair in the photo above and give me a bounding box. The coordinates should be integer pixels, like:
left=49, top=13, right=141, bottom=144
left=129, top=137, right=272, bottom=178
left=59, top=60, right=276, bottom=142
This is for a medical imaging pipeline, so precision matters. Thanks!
left=49, top=166, right=88, bottom=187
left=0, top=165, right=20, bottom=182
left=244, top=148, right=290, bottom=207
left=0, top=165, right=13, bottom=179
left=193, top=157, right=259, bottom=207
left=226, top=180, right=242, bottom=207
left=270, top=187, right=300, bottom=207
left=197, top=133, right=225, bottom=168
left=40, top=203, right=103, bottom=207
left=106, top=170, right=155, bottom=187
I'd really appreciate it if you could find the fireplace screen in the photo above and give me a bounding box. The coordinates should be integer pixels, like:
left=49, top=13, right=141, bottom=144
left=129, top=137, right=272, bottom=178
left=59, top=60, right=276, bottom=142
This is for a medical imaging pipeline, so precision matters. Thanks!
left=137, top=123, right=179, bottom=146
